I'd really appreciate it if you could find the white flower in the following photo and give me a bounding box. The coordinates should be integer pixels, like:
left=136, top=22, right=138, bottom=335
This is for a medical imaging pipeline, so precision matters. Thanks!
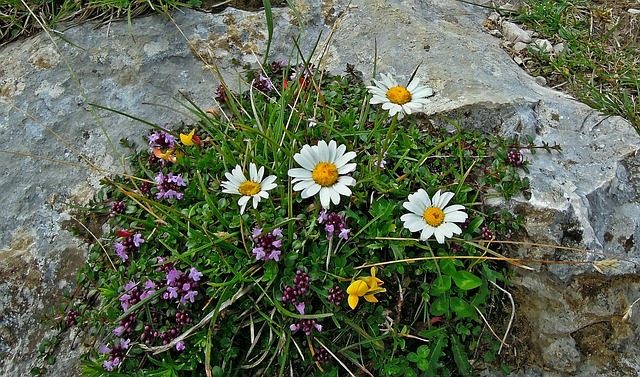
left=221, top=163, right=277, bottom=214
left=400, top=189, right=468, bottom=244
left=288, top=140, right=357, bottom=208
left=367, top=73, right=434, bottom=119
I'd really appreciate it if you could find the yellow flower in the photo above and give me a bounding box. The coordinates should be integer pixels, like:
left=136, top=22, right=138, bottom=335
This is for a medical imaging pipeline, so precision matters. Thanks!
left=153, top=148, right=176, bottom=163
left=180, top=130, right=201, bottom=146
left=346, top=267, right=386, bottom=309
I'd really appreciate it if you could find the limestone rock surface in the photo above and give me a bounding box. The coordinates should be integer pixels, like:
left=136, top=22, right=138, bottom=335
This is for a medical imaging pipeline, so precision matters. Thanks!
left=1, top=0, right=638, bottom=376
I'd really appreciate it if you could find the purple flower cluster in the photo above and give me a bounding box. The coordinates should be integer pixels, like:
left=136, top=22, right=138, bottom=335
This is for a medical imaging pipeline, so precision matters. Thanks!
left=251, top=227, right=283, bottom=262
left=481, top=226, right=494, bottom=240
left=282, top=270, right=310, bottom=314
left=327, top=286, right=345, bottom=306
left=154, top=172, right=186, bottom=200
left=148, top=130, right=176, bottom=150
left=100, top=338, right=130, bottom=371
left=66, top=310, right=78, bottom=326
left=252, top=74, right=274, bottom=93
left=162, top=267, right=203, bottom=306
left=119, top=280, right=156, bottom=312
left=290, top=318, right=322, bottom=336
left=507, top=149, right=525, bottom=166
left=270, top=60, right=287, bottom=76
left=110, top=200, right=126, bottom=217
left=216, top=84, right=228, bottom=103
left=315, top=345, right=331, bottom=364
left=318, top=210, right=350, bottom=241
left=290, top=63, right=314, bottom=83
left=114, top=231, right=144, bottom=262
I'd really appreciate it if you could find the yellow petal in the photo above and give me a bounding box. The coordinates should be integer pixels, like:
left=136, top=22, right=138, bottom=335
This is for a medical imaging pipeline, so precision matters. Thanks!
left=348, top=294, right=359, bottom=309
left=180, top=130, right=195, bottom=146
left=347, top=280, right=368, bottom=296
left=364, top=294, right=378, bottom=303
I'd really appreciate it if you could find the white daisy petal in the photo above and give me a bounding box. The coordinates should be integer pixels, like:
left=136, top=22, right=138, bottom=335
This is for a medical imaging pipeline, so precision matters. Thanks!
left=249, top=163, right=258, bottom=182
left=335, top=152, right=357, bottom=169
left=301, top=183, right=321, bottom=198
left=332, top=182, right=352, bottom=196
left=319, top=188, right=331, bottom=208
left=329, top=187, right=342, bottom=205
left=367, top=72, right=434, bottom=118
left=221, top=164, right=278, bottom=214
left=238, top=195, right=251, bottom=207
left=445, top=211, right=468, bottom=223
left=402, top=189, right=468, bottom=243
left=337, top=175, right=356, bottom=187
left=288, top=168, right=313, bottom=179
left=421, top=226, right=435, bottom=241
left=293, top=180, right=314, bottom=192
left=289, top=141, right=357, bottom=208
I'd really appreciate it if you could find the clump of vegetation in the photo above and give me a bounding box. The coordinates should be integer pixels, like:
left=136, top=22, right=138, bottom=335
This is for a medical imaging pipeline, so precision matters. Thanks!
left=30, top=56, right=550, bottom=376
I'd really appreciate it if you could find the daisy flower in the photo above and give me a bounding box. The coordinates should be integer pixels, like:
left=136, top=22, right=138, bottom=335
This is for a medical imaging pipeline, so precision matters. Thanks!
left=367, top=73, right=434, bottom=118
left=401, top=189, right=468, bottom=244
left=288, top=140, right=357, bottom=208
left=221, top=163, right=277, bottom=214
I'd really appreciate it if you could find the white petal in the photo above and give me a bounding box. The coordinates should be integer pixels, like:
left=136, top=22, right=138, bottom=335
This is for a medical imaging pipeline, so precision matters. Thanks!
left=337, top=175, right=356, bottom=187
left=403, top=200, right=424, bottom=216
left=252, top=195, right=261, bottom=209
left=325, top=187, right=339, bottom=205
left=445, top=211, right=468, bottom=223
left=402, top=214, right=427, bottom=232
left=327, top=140, right=337, bottom=163
left=288, top=168, right=312, bottom=179
left=294, top=151, right=316, bottom=171
left=319, top=188, right=331, bottom=208
left=335, top=152, right=357, bottom=169
left=444, top=204, right=465, bottom=213
left=249, top=163, right=258, bottom=182
left=317, top=140, right=329, bottom=162
left=433, top=229, right=445, bottom=244
left=261, top=175, right=277, bottom=190
left=412, top=87, right=433, bottom=98
left=332, top=182, right=352, bottom=196
left=406, top=78, right=420, bottom=92
left=301, top=183, right=321, bottom=198
left=433, top=191, right=454, bottom=208
left=293, top=180, right=314, bottom=192
left=420, top=226, right=435, bottom=241
left=414, top=189, right=432, bottom=209
left=441, top=222, right=462, bottom=236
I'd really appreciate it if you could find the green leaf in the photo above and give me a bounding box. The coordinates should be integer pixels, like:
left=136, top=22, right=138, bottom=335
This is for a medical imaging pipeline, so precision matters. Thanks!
left=451, top=334, right=472, bottom=375
left=430, top=275, right=451, bottom=296
left=417, top=358, right=430, bottom=371
left=451, top=270, right=482, bottom=290
left=417, top=344, right=430, bottom=358
left=450, top=297, right=476, bottom=318
left=407, top=352, right=419, bottom=363
left=430, top=296, right=448, bottom=316
left=426, top=333, right=447, bottom=375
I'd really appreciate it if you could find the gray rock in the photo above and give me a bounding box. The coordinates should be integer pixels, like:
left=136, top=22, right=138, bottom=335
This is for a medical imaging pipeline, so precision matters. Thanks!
left=501, top=20, right=532, bottom=43
left=532, top=38, right=553, bottom=53
left=513, top=41, right=528, bottom=51
left=1, top=0, right=639, bottom=376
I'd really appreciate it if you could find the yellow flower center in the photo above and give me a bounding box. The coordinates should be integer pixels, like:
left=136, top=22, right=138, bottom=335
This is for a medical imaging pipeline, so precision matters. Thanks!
left=386, top=86, right=412, bottom=105
left=312, top=162, right=339, bottom=187
left=423, top=207, right=445, bottom=227
left=238, top=181, right=261, bottom=196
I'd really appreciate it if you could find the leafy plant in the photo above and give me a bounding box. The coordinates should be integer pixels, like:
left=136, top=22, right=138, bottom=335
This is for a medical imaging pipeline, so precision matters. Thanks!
left=29, top=57, right=551, bottom=377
